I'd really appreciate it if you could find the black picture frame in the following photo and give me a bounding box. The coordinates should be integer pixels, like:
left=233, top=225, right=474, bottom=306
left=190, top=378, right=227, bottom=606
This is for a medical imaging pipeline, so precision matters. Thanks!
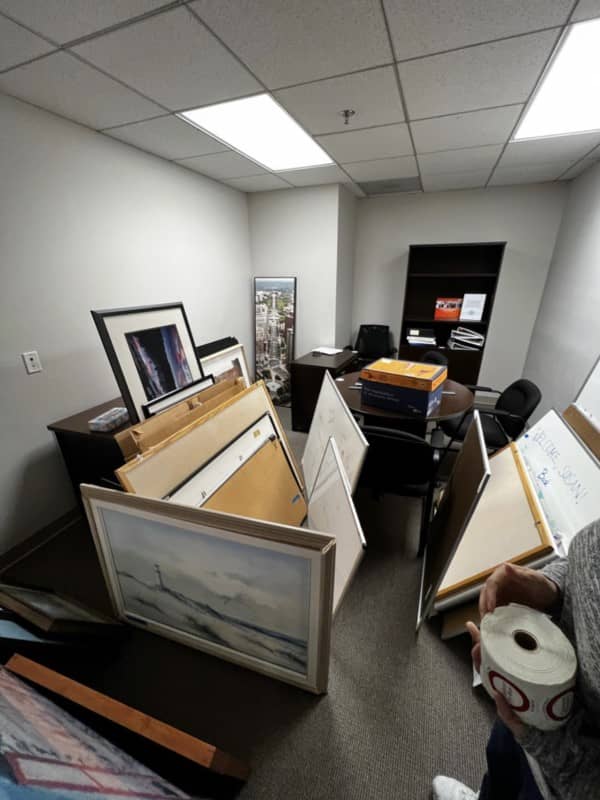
left=142, top=374, right=215, bottom=418
left=91, top=302, right=204, bottom=424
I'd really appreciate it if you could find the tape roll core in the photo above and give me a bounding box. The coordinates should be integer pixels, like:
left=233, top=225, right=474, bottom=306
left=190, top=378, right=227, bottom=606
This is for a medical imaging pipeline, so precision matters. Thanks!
left=513, top=630, right=538, bottom=651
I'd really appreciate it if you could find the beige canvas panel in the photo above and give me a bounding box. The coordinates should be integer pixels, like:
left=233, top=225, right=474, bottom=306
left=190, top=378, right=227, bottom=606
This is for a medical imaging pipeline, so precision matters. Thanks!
left=563, top=404, right=600, bottom=460
left=115, top=379, right=242, bottom=459
left=204, top=438, right=306, bottom=527
left=116, top=382, right=302, bottom=498
left=437, top=444, right=553, bottom=598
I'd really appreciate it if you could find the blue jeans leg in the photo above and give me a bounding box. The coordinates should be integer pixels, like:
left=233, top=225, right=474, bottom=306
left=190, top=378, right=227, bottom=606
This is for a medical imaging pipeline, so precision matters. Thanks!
left=479, top=720, right=545, bottom=800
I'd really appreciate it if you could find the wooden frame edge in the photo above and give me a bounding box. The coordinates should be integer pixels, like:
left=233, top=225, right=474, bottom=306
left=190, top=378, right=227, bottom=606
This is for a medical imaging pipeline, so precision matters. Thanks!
left=5, top=654, right=250, bottom=781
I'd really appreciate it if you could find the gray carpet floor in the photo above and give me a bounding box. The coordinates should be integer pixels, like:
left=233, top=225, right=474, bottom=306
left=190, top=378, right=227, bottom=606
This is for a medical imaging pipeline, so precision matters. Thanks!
left=4, top=407, right=496, bottom=800
left=230, top=408, right=496, bottom=800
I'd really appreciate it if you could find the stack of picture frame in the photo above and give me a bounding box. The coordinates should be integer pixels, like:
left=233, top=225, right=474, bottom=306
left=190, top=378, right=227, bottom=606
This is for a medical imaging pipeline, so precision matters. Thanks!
left=82, top=373, right=370, bottom=694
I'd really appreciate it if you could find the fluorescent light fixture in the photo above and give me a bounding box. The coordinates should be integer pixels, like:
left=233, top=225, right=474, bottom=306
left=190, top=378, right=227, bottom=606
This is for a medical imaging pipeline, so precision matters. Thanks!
left=514, top=18, right=600, bottom=140
left=179, top=94, right=333, bottom=171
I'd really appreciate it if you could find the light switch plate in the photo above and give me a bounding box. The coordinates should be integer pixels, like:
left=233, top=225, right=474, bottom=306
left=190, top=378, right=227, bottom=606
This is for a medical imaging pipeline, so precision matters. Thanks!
left=22, top=351, right=42, bottom=374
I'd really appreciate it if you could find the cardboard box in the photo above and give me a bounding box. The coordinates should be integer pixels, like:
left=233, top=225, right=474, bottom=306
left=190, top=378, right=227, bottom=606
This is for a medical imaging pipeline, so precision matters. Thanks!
left=361, top=378, right=443, bottom=416
left=360, top=358, right=447, bottom=392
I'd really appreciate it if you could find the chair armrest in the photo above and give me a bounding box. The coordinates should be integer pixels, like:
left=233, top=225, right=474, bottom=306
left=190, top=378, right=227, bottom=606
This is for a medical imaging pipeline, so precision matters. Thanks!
left=479, top=408, right=524, bottom=423
left=465, top=384, right=499, bottom=394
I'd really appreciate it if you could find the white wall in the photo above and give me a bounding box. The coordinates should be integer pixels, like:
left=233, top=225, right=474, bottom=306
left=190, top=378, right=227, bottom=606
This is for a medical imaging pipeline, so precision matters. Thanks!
left=352, top=185, right=566, bottom=388
left=524, top=162, right=600, bottom=420
left=248, top=185, right=340, bottom=356
left=335, top=187, right=356, bottom=348
left=0, top=93, right=252, bottom=550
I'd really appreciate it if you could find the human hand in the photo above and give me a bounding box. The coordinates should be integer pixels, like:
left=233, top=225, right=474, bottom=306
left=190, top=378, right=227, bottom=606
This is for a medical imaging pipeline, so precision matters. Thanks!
left=493, top=690, right=526, bottom=739
left=466, top=620, right=481, bottom=672
left=479, top=562, right=560, bottom=619
left=466, top=621, right=526, bottom=738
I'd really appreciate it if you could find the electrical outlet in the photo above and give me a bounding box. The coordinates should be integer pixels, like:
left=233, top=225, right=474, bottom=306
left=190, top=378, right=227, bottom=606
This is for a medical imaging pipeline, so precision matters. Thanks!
left=22, top=350, right=42, bottom=374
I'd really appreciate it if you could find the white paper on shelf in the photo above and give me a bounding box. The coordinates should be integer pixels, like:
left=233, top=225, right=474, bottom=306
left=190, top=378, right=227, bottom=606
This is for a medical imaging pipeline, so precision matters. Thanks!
left=312, top=346, right=343, bottom=355
left=460, top=294, right=486, bottom=322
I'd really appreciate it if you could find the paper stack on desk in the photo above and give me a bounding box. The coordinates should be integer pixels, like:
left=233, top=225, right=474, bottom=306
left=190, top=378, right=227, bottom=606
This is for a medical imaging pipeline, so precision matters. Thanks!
left=447, top=327, right=485, bottom=350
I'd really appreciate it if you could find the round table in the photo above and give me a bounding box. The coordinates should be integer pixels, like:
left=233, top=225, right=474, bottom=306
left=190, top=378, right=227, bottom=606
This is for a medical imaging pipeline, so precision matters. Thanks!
left=335, top=372, right=474, bottom=423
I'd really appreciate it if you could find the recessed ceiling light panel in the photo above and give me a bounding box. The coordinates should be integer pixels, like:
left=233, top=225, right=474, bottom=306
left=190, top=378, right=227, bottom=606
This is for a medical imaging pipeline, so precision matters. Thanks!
left=514, top=18, right=600, bottom=140
left=179, top=94, right=334, bottom=171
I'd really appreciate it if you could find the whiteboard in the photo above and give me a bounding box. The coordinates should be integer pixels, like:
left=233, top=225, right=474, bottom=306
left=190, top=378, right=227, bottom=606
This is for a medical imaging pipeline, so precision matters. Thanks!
left=517, top=410, right=600, bottom=555
left=574, top=354, right=600, bottom=432
left=302, top=371, right=368, bottom=497
left=307, top=437, right=366, bottom=614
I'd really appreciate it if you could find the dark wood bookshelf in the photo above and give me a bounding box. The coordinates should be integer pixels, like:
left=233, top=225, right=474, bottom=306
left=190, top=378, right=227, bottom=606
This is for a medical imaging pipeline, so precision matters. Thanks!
left=399, top=242, right=505, bottom=384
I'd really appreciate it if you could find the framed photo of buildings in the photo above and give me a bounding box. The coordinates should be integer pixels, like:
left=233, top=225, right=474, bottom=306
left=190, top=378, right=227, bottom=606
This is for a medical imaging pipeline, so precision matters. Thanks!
left=91, top=302, right=204, bottom=424
left=254, top=277, right=296, bottom=405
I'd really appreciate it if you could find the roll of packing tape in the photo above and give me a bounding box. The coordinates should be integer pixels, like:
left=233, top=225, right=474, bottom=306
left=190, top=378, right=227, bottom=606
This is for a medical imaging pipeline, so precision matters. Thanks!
left=480, top=604, right=577, bottom=731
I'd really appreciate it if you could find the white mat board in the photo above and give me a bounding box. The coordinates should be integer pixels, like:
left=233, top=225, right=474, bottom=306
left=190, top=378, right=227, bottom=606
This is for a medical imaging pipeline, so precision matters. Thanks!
left=302, top=371, right=368, bottom=497
left=573, top=354, right=600, bottom=432
left=517, top=410, right=600, bottom=555
left=307, top=437, right=366, bottom=614
left=438, top=446, right=554, bottom=597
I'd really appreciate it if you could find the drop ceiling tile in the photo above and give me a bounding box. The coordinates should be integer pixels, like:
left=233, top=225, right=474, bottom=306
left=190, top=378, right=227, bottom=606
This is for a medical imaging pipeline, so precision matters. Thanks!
left=418, top=144, right=502, bottom=176
left=176, top=151, right=267, bottom=179
left=383, top=0, right=572, bottom=61
left=277, top=165, right=349, bottom=186
left=190, top=0, right=392, bottom=88
left=412, top=105, right=523, bottom=153
left=488, top=162, right=571, bottom=185
left=560, top=158, right=599, bottom=179
left=0, top=14, right=55, bottom=71
left=226, top=175, right=290, bottom=191
left=501, top=133, right=600, bottom=167
left=105, top=115, right=228, bottom=159
left=0, top=51, right=163, bottom=128
left=342, top=155, right=418, bottom=181
left=317, top=124, right=412, bottom=163
left=399, top=30, right=559, bottom=120
left=274, top=67, right=403, bottom=135
left=572, top=0, right=600, bottom=22
left=0, top=0, right=168, bottom=44
left=73, top=6, right=261, bottom=111
left=421, top=169, right=490, bottom=192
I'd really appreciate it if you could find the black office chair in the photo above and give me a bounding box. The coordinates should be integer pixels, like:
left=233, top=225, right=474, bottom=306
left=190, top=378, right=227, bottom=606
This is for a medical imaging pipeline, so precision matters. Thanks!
left=354, top=324, right=396, bottom=368
left=441, top=378, right=542, bottom=453
left=420, top=350, right=449, bottom=367
left=358, top=425, right=440, bottom=556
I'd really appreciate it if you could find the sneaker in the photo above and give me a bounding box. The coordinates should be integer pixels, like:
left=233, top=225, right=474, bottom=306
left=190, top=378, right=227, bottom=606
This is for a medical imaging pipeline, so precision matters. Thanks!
left=432, top=775, right=478, bottom=800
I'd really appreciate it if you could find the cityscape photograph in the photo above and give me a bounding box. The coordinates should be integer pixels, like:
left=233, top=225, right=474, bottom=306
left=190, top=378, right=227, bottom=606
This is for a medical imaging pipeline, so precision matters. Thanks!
left=254, top=277, right=296, bottom=405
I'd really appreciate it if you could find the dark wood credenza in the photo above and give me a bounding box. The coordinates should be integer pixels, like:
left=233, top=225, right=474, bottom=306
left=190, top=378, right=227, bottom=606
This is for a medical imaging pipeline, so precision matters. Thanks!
left=290, top=350, right=358, bottom=432
left=48, top=398, right=130, bottom=500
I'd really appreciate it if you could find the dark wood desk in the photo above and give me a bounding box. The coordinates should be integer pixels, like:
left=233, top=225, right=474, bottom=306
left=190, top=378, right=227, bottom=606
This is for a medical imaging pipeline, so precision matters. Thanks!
left=290, top=350, right=358, bottom=432
left=336, top=372, right=474, bottom=425
left=48, top=398, right=131, bottom=499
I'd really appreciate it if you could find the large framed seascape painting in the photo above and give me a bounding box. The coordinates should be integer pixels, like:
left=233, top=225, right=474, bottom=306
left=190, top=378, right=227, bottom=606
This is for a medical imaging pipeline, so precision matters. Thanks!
left=82, top=485, right=335, bottom=693
left=254, top=278, right=296, bottom=405
left=91, top=303, right=204, bottom=423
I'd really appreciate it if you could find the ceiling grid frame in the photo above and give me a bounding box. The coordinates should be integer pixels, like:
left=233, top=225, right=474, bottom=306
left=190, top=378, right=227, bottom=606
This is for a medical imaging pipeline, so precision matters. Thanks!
left=0, top=0, right=598, bottom=192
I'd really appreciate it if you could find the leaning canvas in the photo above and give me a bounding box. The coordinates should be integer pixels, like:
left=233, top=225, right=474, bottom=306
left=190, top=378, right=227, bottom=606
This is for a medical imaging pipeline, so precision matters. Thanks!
left=0, top=666, right=187, bottom=798
left=82, top=486, right=335, bottom=693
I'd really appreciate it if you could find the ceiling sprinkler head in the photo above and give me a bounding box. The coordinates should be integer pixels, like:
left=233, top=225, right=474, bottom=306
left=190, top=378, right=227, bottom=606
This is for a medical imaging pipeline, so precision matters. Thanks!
left=340, top=109, right=356, bottom=125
